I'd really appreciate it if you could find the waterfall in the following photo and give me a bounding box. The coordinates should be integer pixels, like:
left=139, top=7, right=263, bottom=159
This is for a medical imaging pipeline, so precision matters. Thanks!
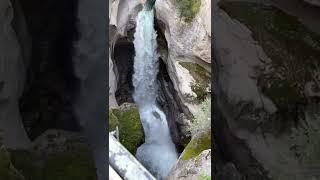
left=132, top=7, right=178, bottom=179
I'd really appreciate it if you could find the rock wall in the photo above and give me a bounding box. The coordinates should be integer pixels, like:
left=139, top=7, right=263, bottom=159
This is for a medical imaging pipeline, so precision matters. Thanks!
left=155, top=0, right=211, bottom=117
left=0, top=0, right=31, bottom=149
left=73, top=0, right=108, bottom=179
left=213, top=0, right=320, bottom=179
left=304, top=0, right=320, bottom=6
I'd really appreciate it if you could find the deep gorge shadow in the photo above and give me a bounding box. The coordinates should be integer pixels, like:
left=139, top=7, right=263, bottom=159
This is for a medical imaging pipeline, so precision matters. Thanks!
left=18, top=0, right=80, bottom=140
left=114, top=39, right=135, bottom=105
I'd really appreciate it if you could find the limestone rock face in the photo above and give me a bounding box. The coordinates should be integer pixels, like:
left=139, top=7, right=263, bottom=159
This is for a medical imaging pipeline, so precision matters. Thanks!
left=303, top=0, right=320, bottom=6
left=168, top=128, right=211, bottom=180
left=168, top=149, right=211, bottom=180
left=109, top=48, right=118, bottom=107
left=108, top=0, right=143, bottom=107
left=74, top=0, right=108, bottom=179
left=109, top=0, right=143, bottom=36
left=155, top=0, right=211, bottom=63
left=0, top=0, right=31, bottom=149
left=213, top=1, right=320, bottom=179
left=155, top=0, right=211, bottom=116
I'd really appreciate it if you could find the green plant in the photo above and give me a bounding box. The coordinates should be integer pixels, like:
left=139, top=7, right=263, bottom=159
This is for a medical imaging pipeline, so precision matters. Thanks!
left=189, top=97, right=211, bottom=136
left=176, top=0, right=201, bottom=22
left=199, top=173, right=211, bottom=180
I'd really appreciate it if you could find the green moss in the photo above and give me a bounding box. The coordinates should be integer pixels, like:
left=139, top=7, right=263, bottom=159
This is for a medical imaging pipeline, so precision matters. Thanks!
left=176, top=0, right=201, bottom=22
left=9, top=150, right=42, bottom=180
left=109, top=104, right=144, bottom=154
left=0, top=147, right=25, bottom=180
left=219, top=2, right=320, bottom=111
left=179, top=62, right=211, bottom=102
left=199, top=173, right=211, bottom=180
left=108, top=110, right=119, bottom=131
left=9, top=147, right=96, bottom=180
left=43, top=148, right=97, bottom=180
left=182, top=128, right=211, bottom=160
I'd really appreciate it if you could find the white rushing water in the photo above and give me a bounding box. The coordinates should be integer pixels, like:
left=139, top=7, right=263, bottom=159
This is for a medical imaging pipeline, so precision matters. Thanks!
left=132, top=7, right=178, bottom=179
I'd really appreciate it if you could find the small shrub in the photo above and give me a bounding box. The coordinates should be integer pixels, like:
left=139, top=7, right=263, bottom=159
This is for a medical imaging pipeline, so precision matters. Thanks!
left=199, top=173, right=211, bottom=180
left=189, top=97, right=211, bottom=136
left=176, top=0, right=201, bottom=22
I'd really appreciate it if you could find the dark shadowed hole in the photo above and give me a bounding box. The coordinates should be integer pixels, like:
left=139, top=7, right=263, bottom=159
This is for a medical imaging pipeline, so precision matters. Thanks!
left=114, top=40, right=135, bottom=105
left=18, top=0, right=80, bottom=140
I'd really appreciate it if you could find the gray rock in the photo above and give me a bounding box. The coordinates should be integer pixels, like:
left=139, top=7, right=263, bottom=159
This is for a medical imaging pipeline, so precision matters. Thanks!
left=303, top=0, right=320, bottom=7
left=167, top=149, right=211, bottom=180
left=213, top=0, right=320, bottom=179
left=0, top=0, right=31, bottom=149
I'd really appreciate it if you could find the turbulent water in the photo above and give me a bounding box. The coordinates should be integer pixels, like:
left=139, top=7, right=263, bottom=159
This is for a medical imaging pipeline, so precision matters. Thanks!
left=132, top=7, right=178, bottom=179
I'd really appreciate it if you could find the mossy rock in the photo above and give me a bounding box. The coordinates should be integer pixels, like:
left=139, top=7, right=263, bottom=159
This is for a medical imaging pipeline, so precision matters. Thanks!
left=109, top=103, right=144, bottom=154
left=0, top=146, right=25, bottom=180
left=9, top=148, right=97, bottom=180
left=43, top=148, right=97, bottom=180
left=109, top=109, right=119, bottom=131
left=7, top=131, right=97, bottom=180
left=179, top=62, right=211, bottom=102
left=181, top=128, right=211, bottom=160
left=9, top=149, right=42, bottom=180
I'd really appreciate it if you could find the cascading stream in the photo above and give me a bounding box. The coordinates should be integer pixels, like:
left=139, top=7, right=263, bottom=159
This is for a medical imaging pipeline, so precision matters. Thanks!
left=132, top=5, right=177, bottom=180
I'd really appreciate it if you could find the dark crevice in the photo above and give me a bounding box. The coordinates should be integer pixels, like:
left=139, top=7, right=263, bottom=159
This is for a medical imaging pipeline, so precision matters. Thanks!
left=114, top=39, right=135, bottom=105
left=157, top=59, right=187, bottom=153
left=18, top=0, right=80, bottom=140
